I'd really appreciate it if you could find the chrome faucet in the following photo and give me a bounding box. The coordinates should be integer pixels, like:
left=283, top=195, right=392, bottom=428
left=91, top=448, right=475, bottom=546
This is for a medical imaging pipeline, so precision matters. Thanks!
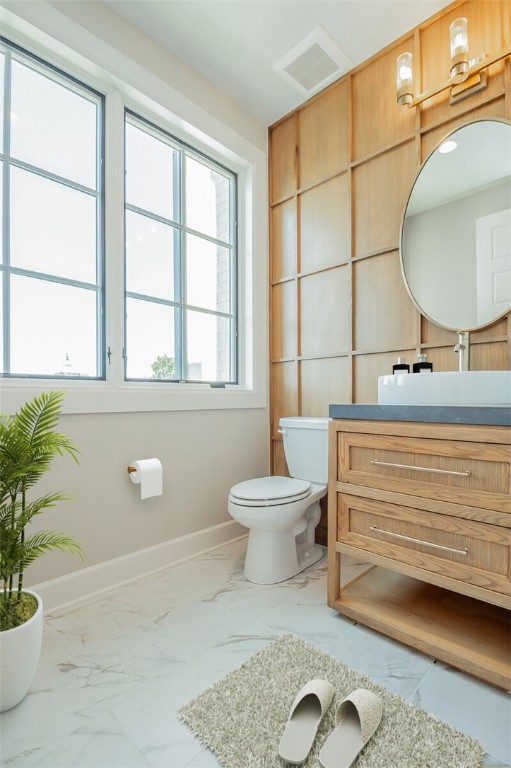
left=454, top=331, right=470, bottom=371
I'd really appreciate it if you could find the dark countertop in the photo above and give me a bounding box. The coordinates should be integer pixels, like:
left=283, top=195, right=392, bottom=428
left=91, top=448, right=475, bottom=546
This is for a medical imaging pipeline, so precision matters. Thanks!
left=328, top=404, right=511, bottom=426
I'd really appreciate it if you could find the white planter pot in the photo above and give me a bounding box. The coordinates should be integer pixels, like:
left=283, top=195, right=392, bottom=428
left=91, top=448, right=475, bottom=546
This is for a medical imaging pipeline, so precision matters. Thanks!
left=0, top=589, right=44, bottom=712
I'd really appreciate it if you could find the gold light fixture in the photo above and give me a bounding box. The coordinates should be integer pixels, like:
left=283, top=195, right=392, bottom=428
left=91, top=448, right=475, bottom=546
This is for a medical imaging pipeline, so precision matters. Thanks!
left=396, top=18, right=511, bottom=108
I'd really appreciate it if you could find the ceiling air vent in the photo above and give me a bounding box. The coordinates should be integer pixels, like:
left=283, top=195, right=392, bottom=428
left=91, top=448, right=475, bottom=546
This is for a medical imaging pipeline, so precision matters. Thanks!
left=273, top=27, right=352, bottom=96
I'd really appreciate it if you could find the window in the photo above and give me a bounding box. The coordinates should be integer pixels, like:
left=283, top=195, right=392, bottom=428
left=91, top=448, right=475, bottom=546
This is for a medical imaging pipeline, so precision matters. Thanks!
left=0, top=31, right=261, bottom=415
left=0, top=40, right=104, bottom=379
left=124, top=112, right=237, bottom=384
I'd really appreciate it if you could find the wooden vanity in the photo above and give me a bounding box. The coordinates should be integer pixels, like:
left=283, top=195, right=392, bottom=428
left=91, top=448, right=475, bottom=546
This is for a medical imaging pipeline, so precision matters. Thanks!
left=327, top=405, right=511, bottom=690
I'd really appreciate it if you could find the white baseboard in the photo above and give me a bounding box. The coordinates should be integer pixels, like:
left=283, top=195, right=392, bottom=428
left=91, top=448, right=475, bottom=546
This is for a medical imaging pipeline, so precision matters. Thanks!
left=31, top=520, right=247, bottom=614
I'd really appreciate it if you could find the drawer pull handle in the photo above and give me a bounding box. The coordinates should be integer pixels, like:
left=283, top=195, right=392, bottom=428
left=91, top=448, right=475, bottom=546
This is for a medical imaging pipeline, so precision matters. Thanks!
left=370, top=459, right=470, bottom=477
left=369, top=525, right=469, bottom=556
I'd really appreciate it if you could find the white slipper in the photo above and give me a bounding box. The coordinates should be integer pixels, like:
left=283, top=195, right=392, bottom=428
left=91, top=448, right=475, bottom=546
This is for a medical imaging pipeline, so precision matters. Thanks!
left=278, top=678, right=334, bottom=764
left=318, top=688, right=382, bottom=768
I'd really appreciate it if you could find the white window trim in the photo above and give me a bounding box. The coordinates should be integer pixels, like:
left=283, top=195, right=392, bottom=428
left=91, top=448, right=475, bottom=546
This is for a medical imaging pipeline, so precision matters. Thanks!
left=0, top=6, right=268, bottom=415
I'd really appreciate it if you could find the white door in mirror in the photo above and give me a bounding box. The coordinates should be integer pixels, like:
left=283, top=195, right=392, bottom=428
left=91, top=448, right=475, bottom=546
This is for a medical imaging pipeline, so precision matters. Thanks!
left=476, top=207, right=511, bottom=323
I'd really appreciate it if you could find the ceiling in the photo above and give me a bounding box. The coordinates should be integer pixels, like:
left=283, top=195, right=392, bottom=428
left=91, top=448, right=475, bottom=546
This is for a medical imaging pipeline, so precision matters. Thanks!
left=102, top=0, right=452, bottom=126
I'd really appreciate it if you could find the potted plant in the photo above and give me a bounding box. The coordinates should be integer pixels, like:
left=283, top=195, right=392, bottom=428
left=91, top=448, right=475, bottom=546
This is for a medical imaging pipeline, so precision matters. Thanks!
left=0, top=390, right=83, bottom=711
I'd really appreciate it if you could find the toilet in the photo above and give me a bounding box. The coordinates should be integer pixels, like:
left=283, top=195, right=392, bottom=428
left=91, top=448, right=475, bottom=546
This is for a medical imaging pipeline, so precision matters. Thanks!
left=228, top=416, right=329, bottom=584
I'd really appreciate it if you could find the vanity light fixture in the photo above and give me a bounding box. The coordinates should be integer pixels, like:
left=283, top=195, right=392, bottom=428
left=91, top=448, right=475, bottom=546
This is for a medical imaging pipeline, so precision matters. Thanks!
left=396, top=52, right=413, bottom=106
left=396, top=18, right=511, bottom=108
left=449, top=18, right=469, bottom=83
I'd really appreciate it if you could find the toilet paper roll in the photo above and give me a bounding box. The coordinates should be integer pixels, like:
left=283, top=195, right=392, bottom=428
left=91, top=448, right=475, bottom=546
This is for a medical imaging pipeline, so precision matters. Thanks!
left=129, top=458, right=163, bottom=500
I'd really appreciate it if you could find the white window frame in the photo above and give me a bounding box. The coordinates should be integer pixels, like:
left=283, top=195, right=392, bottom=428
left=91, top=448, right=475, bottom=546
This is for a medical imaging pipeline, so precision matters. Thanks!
left=0, top=39, right=105, bottom=381
left=123, top=110, right=238, bottom=386
left=0, top=14, right=267, bottom=416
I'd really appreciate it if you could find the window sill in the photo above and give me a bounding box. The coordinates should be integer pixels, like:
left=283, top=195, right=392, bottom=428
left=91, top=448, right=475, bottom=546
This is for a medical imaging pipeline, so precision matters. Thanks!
left=0, top=379, right=266, bottom=414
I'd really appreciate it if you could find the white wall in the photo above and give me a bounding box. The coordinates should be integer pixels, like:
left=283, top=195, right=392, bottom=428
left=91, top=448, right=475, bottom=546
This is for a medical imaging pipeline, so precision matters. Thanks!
left=0, top=1, right=270, bottom=604
left=2, top=0, right=267, bottom=152
left=27, top=408, right=268, bottom=583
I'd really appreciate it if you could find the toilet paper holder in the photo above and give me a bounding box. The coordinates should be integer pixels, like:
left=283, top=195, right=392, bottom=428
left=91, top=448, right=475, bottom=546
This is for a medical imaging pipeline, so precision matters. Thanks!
left=127, top=459, right=163, bottom=500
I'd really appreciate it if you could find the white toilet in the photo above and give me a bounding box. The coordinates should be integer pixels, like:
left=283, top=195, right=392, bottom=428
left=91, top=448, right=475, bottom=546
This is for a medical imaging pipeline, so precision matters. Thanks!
left=228, top=416, right=329, bottom=584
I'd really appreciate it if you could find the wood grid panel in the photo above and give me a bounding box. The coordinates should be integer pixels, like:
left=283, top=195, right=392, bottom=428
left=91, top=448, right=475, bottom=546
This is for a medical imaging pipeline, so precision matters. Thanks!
left=351, top=39, right=416, bottom=160
left=300, top=267, right=350, bottom=358
left=269, top=115, right=296, bottom=203
left=421, top=317, right=459, bottom=346
left=271, top=361, right=298, bottom=438
left=269, top=0, right=511, bottom=476
left=298, top=82, right=349, bottom=188
left=352, top=141, right=418, bottom=257
left=353, top=251, right=417, bottom=352
left=271, top=280, right=296, bottom=360
left=300, top=357, right=351, bottom=417
left=271, top=200, right=296, bottom=281
left=299, top=175, right=350, bottom=272
left=473, top=315, right=509, bottom=340
left=470, top=342, right=510, bottom=371
left=272, top=439, right=289, bottom=477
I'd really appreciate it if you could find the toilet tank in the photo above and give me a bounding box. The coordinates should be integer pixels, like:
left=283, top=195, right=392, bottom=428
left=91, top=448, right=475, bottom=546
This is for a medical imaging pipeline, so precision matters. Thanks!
left=279, top=417, right=329, bottom=484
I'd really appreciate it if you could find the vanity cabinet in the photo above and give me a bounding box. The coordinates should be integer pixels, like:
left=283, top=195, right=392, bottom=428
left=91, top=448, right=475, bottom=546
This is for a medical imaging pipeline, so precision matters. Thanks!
left=328, top=416, right=511, bottom=690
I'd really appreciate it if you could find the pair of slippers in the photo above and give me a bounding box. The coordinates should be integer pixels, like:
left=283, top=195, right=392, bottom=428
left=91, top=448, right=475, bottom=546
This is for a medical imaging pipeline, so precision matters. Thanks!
left=278, top=679, right=382, bottom=767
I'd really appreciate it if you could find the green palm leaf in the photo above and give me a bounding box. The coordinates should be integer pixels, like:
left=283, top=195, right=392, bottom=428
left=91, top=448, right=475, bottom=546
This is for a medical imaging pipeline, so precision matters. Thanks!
left=15, top=391, right=64, bottom=441
left=0, top=391, right=84, bottom=601
left=1, top=392, right=80, bottom=496
left=14, top=493, right=73, bottom=530
left=15, top=391, right=79, bottom=458
left=13, top=531, right=84, bottom=573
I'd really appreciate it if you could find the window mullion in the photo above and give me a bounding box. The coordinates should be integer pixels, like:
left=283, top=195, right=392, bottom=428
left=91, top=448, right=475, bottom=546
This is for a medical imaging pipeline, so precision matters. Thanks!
left=96, top=84, right=105, bottom=380
left=103, top=88, right=123, bottom=386
left=1, top=48, right=12, bottom=376
left=177, top=148, right=186, bottom=380
left=230, top=177, right=237, bottom=383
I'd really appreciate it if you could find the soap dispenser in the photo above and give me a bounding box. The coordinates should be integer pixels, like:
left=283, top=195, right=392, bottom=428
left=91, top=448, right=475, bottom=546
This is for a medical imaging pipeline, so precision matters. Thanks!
left=413, top=353, right=433, bottom=373
left=393, top=356, right=410, bottom=373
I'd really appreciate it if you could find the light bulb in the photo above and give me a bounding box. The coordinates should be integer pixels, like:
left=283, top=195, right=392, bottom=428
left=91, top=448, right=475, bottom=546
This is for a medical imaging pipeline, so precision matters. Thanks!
left=450, top=18, right=469, bottom=83
left=396, top=52, right=413, bottom=105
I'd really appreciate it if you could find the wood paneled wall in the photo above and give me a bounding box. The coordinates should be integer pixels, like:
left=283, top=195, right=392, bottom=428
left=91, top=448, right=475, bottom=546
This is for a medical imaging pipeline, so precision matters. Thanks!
left=268, top=0, right=511, bottom=535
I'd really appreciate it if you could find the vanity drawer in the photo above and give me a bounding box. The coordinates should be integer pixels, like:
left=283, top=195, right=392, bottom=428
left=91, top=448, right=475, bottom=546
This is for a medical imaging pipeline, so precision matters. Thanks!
left=337, top=432, right=511, bottom=513
left=337, top=493, right=511, bottom=599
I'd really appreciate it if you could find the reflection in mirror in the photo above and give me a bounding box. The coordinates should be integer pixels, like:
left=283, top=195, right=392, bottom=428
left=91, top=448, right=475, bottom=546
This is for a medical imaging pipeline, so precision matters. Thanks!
left=401, top=119, right=511, bottom=331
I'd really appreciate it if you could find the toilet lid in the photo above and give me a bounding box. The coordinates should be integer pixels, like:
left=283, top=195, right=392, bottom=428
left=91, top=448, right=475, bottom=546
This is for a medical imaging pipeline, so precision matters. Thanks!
left=230, top=476, right=311, bottom=504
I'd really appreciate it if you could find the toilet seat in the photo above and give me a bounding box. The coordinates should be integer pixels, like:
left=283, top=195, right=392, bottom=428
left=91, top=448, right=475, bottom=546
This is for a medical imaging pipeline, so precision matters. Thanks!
left=229, top=476, right=311, bottom=507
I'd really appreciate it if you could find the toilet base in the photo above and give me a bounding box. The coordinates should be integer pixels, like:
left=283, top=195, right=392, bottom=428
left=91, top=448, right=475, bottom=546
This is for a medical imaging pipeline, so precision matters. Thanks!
left=243, top=529, right=324, bottom=585
left=296, top=542, right=324, bottom=576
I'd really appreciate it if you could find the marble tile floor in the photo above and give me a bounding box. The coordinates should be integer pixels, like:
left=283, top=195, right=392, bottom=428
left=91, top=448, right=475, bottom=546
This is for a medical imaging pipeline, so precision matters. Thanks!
left=1, top=538, right=510, bottom=768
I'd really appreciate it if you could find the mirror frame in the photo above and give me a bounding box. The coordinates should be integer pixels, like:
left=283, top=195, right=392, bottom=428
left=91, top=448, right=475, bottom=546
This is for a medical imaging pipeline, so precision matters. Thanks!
left=399, top=117, right=511, bottom=333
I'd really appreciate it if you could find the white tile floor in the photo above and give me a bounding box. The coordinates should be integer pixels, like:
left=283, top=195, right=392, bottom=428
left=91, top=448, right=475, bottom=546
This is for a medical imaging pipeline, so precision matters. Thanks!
left=1, top=538, right=510, bottom=767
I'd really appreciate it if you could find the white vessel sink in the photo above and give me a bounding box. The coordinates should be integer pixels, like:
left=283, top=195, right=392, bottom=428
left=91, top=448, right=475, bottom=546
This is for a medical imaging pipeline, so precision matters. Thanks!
left=378, top=370, right=511, bottom=407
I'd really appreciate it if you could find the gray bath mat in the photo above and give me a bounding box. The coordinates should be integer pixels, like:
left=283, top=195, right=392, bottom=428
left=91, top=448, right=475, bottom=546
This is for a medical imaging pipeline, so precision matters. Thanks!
left=178, top=633, right=484, bottom=768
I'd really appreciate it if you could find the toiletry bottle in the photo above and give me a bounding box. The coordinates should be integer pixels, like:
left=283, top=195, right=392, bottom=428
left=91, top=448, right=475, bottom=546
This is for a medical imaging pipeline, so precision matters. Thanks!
left=393, top=356, right=409, bottom=374
left=413, top=353, right=433, bottom=373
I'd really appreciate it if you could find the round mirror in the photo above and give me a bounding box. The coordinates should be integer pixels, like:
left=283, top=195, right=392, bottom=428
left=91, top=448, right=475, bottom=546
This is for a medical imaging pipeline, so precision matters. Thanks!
left=400, top=119, right=511, bottom=331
